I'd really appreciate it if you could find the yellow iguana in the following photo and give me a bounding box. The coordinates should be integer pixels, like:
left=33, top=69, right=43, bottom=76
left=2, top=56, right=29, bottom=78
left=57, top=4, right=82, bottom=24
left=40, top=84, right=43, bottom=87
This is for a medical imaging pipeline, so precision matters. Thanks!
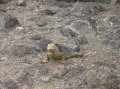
left=42, top=43, right=85, bottom=64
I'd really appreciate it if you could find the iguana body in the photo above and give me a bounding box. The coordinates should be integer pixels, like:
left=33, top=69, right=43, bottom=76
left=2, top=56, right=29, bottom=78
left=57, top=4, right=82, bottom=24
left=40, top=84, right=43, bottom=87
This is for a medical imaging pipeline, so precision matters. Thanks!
left=42, top=43, right=84, bottom=63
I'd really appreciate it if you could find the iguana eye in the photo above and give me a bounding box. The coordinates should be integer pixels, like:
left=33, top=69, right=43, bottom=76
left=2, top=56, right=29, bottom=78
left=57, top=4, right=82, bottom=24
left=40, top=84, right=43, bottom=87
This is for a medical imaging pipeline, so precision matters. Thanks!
left=48, top=49, right=54, bottom=52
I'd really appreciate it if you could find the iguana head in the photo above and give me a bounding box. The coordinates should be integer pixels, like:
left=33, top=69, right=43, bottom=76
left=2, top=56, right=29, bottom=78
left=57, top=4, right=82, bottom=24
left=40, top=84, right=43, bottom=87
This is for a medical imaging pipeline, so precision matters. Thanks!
left=47, top=43, right=59, bottom=53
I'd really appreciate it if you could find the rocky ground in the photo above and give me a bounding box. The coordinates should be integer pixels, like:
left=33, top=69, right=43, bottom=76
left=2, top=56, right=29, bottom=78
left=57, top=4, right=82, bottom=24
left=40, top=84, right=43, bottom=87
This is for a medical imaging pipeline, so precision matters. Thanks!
left=0, top=0, right=120, bottom=89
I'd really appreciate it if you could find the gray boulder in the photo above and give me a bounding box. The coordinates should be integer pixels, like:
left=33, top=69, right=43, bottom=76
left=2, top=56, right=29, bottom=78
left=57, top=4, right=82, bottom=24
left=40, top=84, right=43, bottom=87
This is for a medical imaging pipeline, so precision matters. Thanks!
left=0, top=0, right=11, bottom=4
left=4, top=14, right=21, bottom=28
left=104, top=14, right=120, bottom=28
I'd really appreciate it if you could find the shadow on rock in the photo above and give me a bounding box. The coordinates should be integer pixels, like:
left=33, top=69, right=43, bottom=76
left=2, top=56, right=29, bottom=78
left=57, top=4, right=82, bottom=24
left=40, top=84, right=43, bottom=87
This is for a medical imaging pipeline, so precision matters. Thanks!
left=78, top=0, right=112, bottom=4
left=94, top=61, right=117, bottom=69
left=3, top=79, right=20, bottom=89
left=55, top=44, right=73, bottom=54
left=15, top=68, right=34, bottom=89
left=55, top=0, right=77, bottom=3
left=75, top=36, right=88, bottom=45
left=104, top=14, right=120, bottom=28
left=0, top=13, right=21, bottom=30
left=55, top=0, right=112, bottom=4
left=102, top=31, right=120, bottom=50
left=10, top=45, right=37, bottom=57
left=80, top=4, right=105, bottom=17
left=52, top=1, right=73, bottom=7
left=105, top=75, right=120, bottom=89
left=4, top=14, right=21, bottom=29
left=38, top=9, right=56, bottom=16
left=0, top=0, right=12, bottom=4
left=33, top=37, right=52, bottom=52
left=60, top=27, right=79, bottom=38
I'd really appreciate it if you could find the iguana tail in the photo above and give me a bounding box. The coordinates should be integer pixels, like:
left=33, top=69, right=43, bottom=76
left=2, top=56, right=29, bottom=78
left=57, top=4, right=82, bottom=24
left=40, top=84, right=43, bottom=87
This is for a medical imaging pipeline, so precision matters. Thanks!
left=65, top=52, right=84, bottom=59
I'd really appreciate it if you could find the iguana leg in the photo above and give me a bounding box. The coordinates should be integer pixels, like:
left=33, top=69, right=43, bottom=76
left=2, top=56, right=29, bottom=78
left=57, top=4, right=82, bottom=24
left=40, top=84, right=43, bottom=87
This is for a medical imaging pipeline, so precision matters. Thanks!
left=42, top=54, right=49, bottom=63
left=59, top=56, right=66, bottom=64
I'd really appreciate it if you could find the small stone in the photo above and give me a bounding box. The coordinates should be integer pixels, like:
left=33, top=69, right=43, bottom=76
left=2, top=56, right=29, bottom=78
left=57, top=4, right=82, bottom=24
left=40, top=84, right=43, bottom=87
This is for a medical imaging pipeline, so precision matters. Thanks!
left=40, top=75, right=51, bottom=83
left=80, top=64, right=84, bottom=66
left=1, top=57, right=8, bottom=60
left=11, top=41, right=14, bottom=43
left=15, top=26, right=24, bottom=31
left=117, top=75, right=120, bottom=77
left=96, top=35, right=100, bottom=40
left=17, top=0, right=27, bottom=6
left=36, top=19, right=48, bottom=27
left=52, top=68, right=68, bottom=78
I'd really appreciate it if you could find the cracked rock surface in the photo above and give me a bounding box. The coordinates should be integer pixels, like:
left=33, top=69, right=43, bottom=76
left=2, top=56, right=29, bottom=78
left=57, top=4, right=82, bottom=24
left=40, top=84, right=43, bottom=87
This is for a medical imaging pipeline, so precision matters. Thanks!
left=0, top=0, right=120, bottom=89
